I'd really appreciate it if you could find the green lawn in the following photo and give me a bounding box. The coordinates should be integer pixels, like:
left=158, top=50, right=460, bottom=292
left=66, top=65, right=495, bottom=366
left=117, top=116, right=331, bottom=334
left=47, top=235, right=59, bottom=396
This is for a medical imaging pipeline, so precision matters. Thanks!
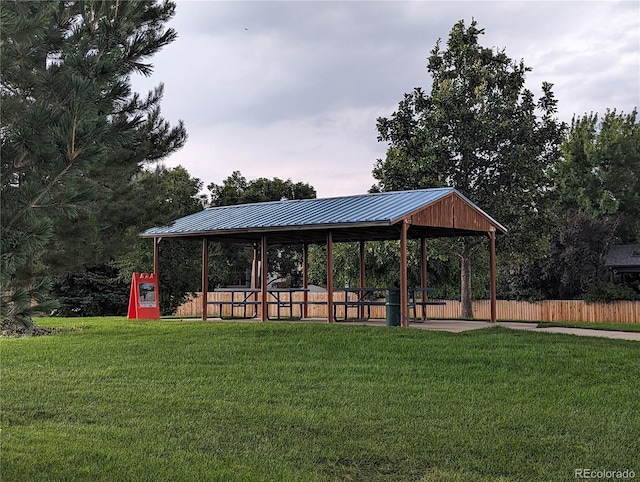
left=2, top=318, right=639, bottom=481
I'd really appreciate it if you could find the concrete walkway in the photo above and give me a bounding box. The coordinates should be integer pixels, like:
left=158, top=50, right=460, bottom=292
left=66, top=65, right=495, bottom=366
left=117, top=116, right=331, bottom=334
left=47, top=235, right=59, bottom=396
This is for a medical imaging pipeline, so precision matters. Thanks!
left=407, top=320, right=640, bottom=341
left=318, top=319, right=640, bottom=341
left=504, top=323, right=640, bottom=341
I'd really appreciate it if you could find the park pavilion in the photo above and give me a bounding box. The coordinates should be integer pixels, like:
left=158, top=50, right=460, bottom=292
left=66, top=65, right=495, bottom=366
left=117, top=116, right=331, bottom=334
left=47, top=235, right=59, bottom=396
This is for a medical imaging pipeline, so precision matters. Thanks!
left=141, top=187, right=507, bottom=325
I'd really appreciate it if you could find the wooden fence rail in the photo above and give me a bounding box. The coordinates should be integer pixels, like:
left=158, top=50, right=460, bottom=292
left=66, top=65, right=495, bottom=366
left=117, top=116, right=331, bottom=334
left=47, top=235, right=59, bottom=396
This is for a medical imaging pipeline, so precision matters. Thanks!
left=176, top=292, right=639, bottom=323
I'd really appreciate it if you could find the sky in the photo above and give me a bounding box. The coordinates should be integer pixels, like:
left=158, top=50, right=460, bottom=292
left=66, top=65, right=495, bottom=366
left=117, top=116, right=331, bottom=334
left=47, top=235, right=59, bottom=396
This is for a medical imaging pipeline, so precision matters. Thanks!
left=132, top=0, right=640, bottom=199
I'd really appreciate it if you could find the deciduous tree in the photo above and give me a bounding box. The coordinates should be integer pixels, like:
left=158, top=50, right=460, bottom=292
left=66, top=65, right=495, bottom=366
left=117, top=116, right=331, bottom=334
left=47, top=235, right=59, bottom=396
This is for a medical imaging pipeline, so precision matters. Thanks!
left=206, top=172, right=316, bottom=287
left=115, top=165, right=205, bottom=315
left=374, top=19, right=564, bottom=317
left=555, top=109, right=639, bottom=243
left=523, top=109, right=640, bottom=300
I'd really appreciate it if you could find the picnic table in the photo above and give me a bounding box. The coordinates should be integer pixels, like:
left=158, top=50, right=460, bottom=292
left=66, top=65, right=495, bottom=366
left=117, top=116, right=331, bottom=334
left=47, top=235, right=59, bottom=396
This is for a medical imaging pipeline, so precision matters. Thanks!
left=408, top=287, right=445, bottom=321
left=208, top=286, right=445, bottom=322
left=209, top=287, right=310, bottom=320
left=209, top=288, right=260, bottom=319
left=333, top=287, right=445, bottom=322
left=333, top=287, right=388, bottom=321
left=266, top=288, right=309, bottom=320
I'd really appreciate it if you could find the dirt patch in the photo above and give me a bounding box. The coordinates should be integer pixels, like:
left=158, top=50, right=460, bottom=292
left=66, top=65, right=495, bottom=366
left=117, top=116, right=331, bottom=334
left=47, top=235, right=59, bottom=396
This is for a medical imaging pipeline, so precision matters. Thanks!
left=0, top=323, right=57, bottom=338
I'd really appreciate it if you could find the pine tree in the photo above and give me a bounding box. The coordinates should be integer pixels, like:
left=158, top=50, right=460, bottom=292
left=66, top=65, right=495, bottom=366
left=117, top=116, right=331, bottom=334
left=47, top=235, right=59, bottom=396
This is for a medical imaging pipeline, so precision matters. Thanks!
left=1, top=1, right=186, bottom=328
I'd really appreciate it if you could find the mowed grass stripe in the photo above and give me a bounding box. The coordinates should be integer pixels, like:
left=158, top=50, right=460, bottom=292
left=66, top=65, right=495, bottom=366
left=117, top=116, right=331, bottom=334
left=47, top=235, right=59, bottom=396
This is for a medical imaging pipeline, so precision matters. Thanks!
left=2, top=318, right=639, bottom=481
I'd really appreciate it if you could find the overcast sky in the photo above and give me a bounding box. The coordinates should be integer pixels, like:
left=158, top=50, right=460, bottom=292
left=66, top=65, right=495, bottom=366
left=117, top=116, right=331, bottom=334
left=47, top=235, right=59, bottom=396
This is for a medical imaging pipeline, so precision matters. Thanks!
left=132, top=0, right=639, bottom=199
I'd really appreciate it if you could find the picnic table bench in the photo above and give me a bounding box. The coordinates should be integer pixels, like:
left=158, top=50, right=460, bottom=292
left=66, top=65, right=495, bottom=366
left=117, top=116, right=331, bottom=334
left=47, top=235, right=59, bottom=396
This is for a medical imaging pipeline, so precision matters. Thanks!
left=208, top=287, right=313, bottom=320
left=333, top=287, right=446, bottom=321
left=408, top=287, right=446, bottom=322
left=333, top=287, right=387, bottom=321
left=265, top=288, right=309, bottom=320
left=207, top=286, right=445, bottom=321
left=208, top=288, right=261, bottom=319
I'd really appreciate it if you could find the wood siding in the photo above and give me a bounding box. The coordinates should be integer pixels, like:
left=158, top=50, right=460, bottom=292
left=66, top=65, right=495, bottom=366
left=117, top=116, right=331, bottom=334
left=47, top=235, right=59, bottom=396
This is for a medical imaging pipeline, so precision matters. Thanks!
left=176, top=293, right=639, bottom=323
left=409, top=193, right=497, bottom=232
left=410, top=194, right=454, bottom=228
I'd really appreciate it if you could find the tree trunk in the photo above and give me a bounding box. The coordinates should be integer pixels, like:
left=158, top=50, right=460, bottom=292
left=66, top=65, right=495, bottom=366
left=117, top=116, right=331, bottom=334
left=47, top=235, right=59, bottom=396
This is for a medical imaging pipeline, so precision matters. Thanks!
left=460, top=241, right=473, bottom=319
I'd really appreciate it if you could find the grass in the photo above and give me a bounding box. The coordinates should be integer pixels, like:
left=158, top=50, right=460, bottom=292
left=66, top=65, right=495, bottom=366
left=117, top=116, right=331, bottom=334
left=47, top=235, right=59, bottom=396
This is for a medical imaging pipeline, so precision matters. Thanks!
left=2, top=318, right=639, bottom=481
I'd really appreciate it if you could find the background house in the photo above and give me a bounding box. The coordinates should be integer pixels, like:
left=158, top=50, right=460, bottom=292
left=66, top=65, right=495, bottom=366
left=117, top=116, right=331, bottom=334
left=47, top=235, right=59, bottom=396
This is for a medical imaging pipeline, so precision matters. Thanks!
left=605, top=244, right=640, bottom=293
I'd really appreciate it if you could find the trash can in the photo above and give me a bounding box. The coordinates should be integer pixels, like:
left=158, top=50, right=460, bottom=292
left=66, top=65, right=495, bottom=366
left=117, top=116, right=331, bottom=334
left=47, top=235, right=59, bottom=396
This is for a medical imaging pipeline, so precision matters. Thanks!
left=385, top=290, right=401, bottom=326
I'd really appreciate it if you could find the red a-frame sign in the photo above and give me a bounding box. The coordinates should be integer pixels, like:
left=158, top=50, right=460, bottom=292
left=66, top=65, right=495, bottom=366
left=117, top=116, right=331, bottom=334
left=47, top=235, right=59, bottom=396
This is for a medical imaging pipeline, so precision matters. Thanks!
left=127, top=272, right=160, bottom=319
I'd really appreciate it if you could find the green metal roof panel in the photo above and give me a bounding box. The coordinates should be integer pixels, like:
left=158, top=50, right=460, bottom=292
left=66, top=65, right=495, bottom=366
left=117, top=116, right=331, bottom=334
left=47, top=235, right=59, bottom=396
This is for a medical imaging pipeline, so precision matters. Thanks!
left=141, top=187, right=505, bottom=237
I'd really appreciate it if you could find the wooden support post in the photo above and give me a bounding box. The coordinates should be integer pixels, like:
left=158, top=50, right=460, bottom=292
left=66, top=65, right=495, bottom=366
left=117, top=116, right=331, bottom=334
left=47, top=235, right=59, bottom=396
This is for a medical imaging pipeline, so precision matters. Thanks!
left=489, top=228, right=497, bottom=323
left=359, top=240, right=366, bottom=319
left=261, top=235, right=268, bottom=322
left=253, top=244, right=259, bottom=306
left=153, top=237, right=160, bottom=279
left=201, top=238, right=208, bottom=321
left=252, top=245, right=259, bottom=288
left=327, top=231, right=334, bottom=323
left=420, top=237, right=427, bottom=320
left=303, top=243, right=309, bottom=319
left=153, top=237, right=161, bottom=313
left=400, top=220, right=409, bottom=327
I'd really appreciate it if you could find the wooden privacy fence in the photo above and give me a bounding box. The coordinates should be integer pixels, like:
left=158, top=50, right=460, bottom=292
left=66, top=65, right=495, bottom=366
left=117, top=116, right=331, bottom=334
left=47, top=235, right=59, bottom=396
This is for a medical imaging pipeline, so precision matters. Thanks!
left=176, top=292, right=639, bottom=323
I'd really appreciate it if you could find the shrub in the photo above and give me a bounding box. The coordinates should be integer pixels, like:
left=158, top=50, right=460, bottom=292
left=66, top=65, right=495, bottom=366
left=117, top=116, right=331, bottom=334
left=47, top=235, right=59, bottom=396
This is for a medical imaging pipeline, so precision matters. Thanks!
left=584, top=282, right=639, bottom=303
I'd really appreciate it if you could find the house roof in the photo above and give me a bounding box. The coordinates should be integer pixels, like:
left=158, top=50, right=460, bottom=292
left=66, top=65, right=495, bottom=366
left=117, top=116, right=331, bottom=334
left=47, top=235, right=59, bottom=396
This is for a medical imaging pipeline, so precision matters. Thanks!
left=605, top=244, right=640, bottom=271
left=141, top=187, right=507, bottom=244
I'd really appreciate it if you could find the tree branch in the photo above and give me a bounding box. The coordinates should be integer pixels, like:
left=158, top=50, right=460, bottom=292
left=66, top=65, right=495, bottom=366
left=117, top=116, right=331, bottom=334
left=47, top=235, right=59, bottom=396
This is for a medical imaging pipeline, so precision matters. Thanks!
left=5, top=110, right=82, bottom=229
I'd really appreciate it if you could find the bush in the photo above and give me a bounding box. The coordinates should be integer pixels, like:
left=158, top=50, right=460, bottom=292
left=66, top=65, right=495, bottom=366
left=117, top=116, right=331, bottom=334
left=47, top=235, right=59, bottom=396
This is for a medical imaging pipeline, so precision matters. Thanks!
left=51, top=265, right=129, bottom=316
left=584, top=282, right=639, bottom=303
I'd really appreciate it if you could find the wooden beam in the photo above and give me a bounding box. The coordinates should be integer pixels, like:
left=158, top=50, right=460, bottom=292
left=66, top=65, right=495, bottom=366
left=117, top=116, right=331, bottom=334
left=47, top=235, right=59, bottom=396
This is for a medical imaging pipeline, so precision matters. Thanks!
left=153, top=237, right=160, bottom=279
left=252, top=245, right=259, bottom=288
left=400, top=220, right=409, bottom=327
left=153, top=237, right=161, bottom=313
left=489, top=228, right=497, bottom=323
left=420, top=237, right=427, bottom=321
left=327, top=231, right=334, bottom=323
left=303, top=243, right=309, bottom=319
left=201, top=238, right=208, bottom=321
left=253, top=243, right=259, bottom=307
left=261, top=235, right=268, bottom=322
left=359, top=240, right=366, bottom=319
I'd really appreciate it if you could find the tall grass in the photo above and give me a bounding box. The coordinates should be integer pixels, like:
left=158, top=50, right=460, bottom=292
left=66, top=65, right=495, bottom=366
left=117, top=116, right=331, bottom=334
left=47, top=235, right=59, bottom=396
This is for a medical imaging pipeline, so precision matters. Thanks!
left=2, top=318, right=639, bottom=481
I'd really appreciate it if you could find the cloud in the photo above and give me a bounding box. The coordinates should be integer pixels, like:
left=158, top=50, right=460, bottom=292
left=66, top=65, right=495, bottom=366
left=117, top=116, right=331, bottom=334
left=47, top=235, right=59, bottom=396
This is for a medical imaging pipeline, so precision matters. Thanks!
left=165, top=104, right=388, bottom=197
left=134, top=1, right=639, bottom=198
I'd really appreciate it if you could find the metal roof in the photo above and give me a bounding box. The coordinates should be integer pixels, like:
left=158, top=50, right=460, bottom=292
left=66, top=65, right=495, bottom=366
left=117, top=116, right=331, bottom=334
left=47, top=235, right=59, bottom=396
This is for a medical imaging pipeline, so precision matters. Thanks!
left=141, top=187, right=506, bottom=243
